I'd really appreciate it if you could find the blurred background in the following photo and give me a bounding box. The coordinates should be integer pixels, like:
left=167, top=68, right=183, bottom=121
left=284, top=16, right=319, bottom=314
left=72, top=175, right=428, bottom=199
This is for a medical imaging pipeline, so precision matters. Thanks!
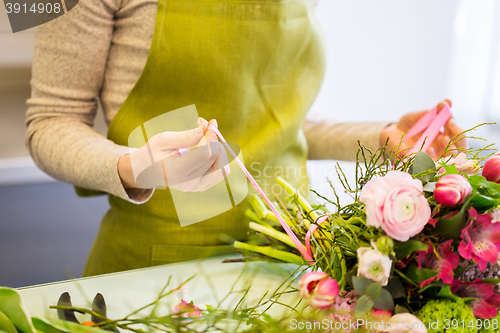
left=1, top=0, right=499, bottom=287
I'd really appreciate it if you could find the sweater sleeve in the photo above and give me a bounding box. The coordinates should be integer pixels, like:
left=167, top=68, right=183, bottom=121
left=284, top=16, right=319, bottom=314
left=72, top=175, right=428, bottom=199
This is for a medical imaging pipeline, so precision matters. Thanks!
left=302, top=119, right=390, bottom=161
left=25, top=0, right=153, bottom=203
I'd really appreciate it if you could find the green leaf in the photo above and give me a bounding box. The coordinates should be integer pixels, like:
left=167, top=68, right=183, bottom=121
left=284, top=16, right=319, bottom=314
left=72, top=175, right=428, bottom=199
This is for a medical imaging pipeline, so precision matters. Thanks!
left=355, top=295, right=374, bottom=316
left=394, top=240, right=428, bottom=259
left=434, top=196, right=471, bottom=240
left=352, top=277, right=375, bottom=295
left=481, top=279, right=500, bottom=284
left=0, top=287, right=36, bottom=333
left=385, top=279, right=406, bottom=299
left=0, top=311, right=17, bottom=333
left=443, top=164, right=460, bottom=175
left=345, top=272, right=354, bottom=288
left=373, top=289, right=395, bottom=311
left=409, top=152, right=436, bottom=184
left=436, top=285, right=461, bottom=302
left=32, top=318, right=109, bottom=333
left=405, top=264, right=438, bottom=283
left=394, top=305, right=410, bottom=314
left=365, top=282, right=382, bottom=301
left=469, top=175, right=500, bottom=198
left=471, top=194, right=497, bottom=208
left=31, top=318, right=64, bottom=333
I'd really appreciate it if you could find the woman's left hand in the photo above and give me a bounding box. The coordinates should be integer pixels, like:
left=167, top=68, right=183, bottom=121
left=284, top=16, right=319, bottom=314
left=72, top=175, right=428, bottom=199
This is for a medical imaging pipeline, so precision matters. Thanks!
left=380, top=99, right=467, bottom=160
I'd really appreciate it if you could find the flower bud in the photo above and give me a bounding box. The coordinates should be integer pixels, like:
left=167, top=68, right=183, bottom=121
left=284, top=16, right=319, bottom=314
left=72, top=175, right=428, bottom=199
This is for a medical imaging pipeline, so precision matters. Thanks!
left=299, top=272, right=339, bottom=309
left=434, top=174, right=472, bottom=207
left=376, top=236, right=394, bottom=256
left=482, top=153, right=500, bottom=183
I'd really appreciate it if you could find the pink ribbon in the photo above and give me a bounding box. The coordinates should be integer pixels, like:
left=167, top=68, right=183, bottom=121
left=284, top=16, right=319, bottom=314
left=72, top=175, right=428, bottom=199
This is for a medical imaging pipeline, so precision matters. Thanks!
left=207, top=124, right=314, bottom=262
left=405, top=101, right=452, bottom=155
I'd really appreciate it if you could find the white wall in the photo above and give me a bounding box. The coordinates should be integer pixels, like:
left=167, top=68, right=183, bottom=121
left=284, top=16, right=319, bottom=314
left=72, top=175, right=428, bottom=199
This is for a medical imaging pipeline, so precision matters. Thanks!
left=311, top=0, right=458, bottom=122
left=308, top=0, right=500, bottom=206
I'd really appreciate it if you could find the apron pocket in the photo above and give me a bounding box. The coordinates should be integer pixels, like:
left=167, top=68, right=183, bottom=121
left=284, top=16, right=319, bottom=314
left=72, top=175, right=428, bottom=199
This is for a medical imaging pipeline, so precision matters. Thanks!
left=151, top=244, right=236, bottom=266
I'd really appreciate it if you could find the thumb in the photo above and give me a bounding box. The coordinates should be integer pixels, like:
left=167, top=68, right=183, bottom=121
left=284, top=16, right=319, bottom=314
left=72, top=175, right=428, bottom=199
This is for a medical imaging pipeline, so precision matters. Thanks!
left=151, top=126, right=204, bottom=150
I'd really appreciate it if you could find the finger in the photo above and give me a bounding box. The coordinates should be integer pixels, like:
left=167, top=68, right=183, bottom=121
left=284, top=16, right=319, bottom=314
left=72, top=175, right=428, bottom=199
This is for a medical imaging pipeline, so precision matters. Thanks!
left=197, top=117, right=209, bottom=134
left=430, top=134, right=451, bottom=159
left=176, top=142, right=221, bottom=174
left=187, top=142, right=225, bottom=181
left=150, top=126, right=204, bottom=151
left=208, top=119, right=218, bottom=128
left=195, top=160, right=228, bottom=192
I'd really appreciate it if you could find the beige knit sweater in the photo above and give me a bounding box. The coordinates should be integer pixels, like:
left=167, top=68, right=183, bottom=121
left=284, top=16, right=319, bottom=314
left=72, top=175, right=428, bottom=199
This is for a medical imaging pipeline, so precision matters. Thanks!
left=25, top=0, right=389, bottom=203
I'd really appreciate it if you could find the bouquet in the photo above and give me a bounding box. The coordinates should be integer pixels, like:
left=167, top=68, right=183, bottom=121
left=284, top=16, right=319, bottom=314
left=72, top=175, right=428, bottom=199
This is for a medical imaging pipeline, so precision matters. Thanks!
left=231, top=132, right=500, bottom=332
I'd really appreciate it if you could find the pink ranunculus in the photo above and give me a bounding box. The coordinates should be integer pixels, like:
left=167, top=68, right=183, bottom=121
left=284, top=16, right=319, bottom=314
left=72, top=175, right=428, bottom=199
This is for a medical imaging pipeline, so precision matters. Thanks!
left=172, top=299, right=201, bottom=317
left=379, top=313, right=428, bottom=333
left=434, top=174, right=472, bottom=207
left=458, top=208, right=500, bottom=271
left=416, top=240, right=459, bottom=287
left=451, top=279, right=500, bottom=319
left=483, top=152, right=500, bottom=183
left=299, top=271, right=339, bottom=309
left=360, top=171, right=431, bottom=241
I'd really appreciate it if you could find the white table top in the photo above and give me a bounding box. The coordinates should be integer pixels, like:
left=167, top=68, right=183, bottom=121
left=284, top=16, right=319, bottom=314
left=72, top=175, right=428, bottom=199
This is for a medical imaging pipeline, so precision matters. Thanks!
left=17, top=255, right=302, bottom=322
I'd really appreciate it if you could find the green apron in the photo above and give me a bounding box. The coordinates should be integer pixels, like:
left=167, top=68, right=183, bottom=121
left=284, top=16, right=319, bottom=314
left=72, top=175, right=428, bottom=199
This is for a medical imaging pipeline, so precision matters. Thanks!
left=83, top=0, right=326, bottom=276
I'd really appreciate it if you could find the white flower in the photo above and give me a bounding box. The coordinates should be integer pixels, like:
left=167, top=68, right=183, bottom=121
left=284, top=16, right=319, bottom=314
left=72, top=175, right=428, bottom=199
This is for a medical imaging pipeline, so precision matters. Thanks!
left=357, top=247, right=392, bottom=286
left=378, top=313, right=428, bottom=333
left=491, top=207, right=500, bottom=223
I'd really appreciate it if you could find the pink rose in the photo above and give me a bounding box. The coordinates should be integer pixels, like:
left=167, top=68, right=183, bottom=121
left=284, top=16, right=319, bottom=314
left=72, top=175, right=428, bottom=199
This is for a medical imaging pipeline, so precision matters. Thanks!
left=434, top=174, right=472, bottom=207
left=483, top=152, right=500, bottom=183
left=360, top=171, right=431, bottom=241
left=299, top=272, right=339, bottom=309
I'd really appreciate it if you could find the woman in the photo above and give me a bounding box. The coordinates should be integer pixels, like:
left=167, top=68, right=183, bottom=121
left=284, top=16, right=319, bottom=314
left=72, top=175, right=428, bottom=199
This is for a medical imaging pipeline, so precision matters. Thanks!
left=26, top=0, right=464, bottom=276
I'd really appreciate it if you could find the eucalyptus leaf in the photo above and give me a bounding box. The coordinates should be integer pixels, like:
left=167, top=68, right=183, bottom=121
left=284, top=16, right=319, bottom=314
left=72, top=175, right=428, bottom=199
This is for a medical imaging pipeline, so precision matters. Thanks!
left=405, top=264, right=438, bottom=283
left=355, top=295, right=374, bottom=316
left=385, top=279, right=406, bottom=299
left=352, top=277, right=375, bottom=295
left=373, top=289, right=395, bottom=311
left=394, top=240, right=428, bottom=260
left=366, top=282, right=382, bottom=301
left=0, top=288, right=36, bottom=333
left=409, top=152, right=436, bottom=184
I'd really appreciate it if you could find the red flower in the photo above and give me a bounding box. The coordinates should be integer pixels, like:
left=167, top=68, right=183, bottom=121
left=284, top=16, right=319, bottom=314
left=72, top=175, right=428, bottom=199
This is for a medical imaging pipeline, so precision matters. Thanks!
left=458, top=208, right=500, bottom=271
left=451, top=279, right=500, bottom=319
left=417, top=240, right=459, bottom=287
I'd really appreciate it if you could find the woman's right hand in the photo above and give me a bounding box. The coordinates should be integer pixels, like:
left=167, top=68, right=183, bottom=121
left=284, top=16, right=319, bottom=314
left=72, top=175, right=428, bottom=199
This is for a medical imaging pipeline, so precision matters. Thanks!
left=118, top=118, right=230, bottom=192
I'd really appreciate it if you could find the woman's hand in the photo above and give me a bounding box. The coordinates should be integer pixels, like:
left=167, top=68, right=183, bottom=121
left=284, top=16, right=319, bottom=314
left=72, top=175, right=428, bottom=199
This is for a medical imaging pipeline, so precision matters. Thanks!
left=380, top=99, right=467, bottom=160
left=118, top=118, right=230, bottom=192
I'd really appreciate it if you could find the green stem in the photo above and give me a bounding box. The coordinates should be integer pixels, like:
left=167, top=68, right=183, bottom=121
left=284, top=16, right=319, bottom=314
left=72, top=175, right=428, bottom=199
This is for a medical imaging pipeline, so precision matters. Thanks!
left=276, top=177, right=320, bottom=223
left=233, top=241, right=303, bottom=265
left=245, top=209, right=274, bottom=229
left=249, top=222, right=296, bottom=248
